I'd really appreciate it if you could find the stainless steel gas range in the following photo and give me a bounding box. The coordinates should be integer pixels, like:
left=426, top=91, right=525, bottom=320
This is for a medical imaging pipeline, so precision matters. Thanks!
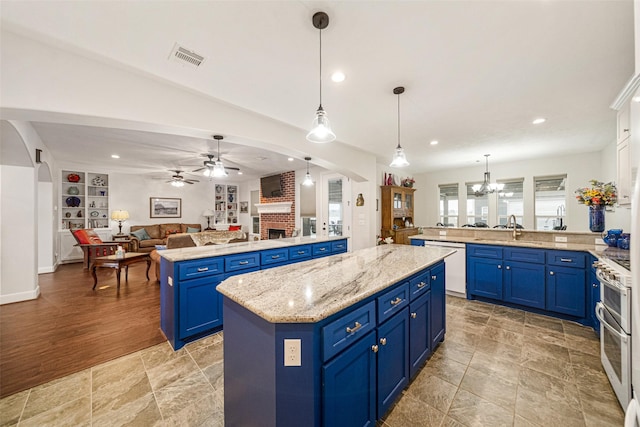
left=594, top=251, right=633, bottom=408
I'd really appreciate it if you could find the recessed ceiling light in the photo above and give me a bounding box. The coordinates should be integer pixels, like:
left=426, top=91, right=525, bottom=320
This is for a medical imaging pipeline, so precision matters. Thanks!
left=331, top=71, right=346, bottom=83
left=532, top=118, right=546, bottom=125
left=287, top=157, right=294, bottom=162
left=111, top=154, right=120, bottom=159
left=238, top=171, right=243, bottom=175
left=430, top=140, right=438, bottom=146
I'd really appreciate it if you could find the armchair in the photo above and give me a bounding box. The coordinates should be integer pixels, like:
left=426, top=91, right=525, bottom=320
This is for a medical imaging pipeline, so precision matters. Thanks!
left=70, top=229, right=119, bottom=269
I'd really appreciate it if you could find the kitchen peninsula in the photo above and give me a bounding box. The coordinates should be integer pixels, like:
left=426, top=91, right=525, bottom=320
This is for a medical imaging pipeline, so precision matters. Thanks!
left=158, top=236, right=348, bottom=350
left=217, top=244, right=454, bottom=427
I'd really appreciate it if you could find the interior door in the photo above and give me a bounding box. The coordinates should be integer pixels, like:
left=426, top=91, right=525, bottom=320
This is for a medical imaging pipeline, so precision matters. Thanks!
left=318, top=173, right=351, bottom=238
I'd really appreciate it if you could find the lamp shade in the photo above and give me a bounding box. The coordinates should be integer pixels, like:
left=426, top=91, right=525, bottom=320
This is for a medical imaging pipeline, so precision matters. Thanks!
left=111, top=210, right=129, bottom=221
left=202, top=209, right=215, bottom=217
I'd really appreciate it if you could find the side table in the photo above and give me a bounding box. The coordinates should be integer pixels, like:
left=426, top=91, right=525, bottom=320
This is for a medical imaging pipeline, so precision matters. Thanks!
left=111, top=235, right=131, bottom=251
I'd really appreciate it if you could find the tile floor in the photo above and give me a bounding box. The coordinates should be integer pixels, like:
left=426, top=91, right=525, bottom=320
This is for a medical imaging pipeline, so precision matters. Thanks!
left=0, top=296, right=625, bottom=426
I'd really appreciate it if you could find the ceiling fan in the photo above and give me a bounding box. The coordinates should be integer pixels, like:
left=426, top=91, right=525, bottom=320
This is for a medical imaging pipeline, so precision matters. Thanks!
left=167, top=170, right=199, bottom=187
left=193, top=135, right=240, bottom=177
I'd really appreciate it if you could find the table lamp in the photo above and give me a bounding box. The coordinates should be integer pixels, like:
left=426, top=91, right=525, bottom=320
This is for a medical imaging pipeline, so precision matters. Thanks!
left=202, top=209, right=215, bottom=230
left=111, top=210, right=130, bottom=235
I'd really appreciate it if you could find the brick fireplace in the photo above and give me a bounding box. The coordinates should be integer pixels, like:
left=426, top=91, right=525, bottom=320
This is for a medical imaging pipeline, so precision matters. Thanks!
left=259, top=170, right=296, bottom=240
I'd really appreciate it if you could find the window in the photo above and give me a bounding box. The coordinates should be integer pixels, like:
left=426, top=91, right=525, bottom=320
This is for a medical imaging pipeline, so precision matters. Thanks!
left=439, top=184, right=459, bottom=226
left=535, top=175, right=566, bottom=230
left=497, top=179, right=524, bottom=226
left=466, top=183, right=489, bottom=226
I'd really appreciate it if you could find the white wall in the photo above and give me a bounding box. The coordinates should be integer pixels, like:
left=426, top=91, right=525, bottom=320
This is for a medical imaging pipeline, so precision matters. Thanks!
left=413, top=150, right=631, bottom=233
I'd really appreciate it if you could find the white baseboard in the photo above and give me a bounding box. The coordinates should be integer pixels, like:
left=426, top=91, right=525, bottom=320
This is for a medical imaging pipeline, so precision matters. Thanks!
left=0, top=286, right=40, bottom=305
left=38, top=265, right=55, bottom=274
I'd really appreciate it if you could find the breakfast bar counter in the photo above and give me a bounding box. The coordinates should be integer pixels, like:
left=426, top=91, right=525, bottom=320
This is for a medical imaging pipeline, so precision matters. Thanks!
left=218, top=244, right=454, bottom=427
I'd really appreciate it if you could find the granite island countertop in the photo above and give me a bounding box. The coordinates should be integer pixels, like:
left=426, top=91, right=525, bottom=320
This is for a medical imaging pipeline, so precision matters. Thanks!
left=158, top=235, right=347, bottom=262
left=217, top=244, right=454, bottom=324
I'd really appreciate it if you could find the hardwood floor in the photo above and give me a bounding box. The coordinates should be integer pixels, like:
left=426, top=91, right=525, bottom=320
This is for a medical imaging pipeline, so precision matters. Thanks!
left=0, top=262, right=165, bottom=398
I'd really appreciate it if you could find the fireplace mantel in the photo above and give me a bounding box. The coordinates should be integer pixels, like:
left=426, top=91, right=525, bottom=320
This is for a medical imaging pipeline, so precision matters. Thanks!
left=255, top=202, right=293, bottom=214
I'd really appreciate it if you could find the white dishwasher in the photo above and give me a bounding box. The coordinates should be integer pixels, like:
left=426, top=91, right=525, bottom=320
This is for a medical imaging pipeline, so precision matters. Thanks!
left=422, top=240, right=466, bottom=297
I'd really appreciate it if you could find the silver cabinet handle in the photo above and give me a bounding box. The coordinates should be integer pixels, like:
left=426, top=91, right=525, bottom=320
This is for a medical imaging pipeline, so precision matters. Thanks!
left=371, top=345, right=379, bottom=353
left=549, top=271, right=554, bottom=276
left=379, top=337, right=387, bottom=346
left=390, top=297, right=403, bottom=306
left=197, top=267, right=209, bottom=272
left=271, top=255, right=280, bottom=259
left=319, top=247, right=326, bottom=251
left=560, top=258, right=573, bottom=263
left=431, top=275, right=437, bottom=280
left=297, top=251, right=306, bottom=255
left=346, top=321, right=362, bottom=334
left=239, top=261, right=249, bottom=265
left=417, top=281, right=427, bottom=289
left=411, top=312, right=417, bottom=319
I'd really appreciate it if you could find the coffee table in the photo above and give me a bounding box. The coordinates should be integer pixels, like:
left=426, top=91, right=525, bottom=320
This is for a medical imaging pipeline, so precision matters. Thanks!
left=91, top=252, right=151, bottom=290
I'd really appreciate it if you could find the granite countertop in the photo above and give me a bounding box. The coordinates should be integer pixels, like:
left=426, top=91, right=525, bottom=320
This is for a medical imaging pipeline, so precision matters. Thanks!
left=158, top=235, right=347, bottom=262
left=217, top=245, right=454, bottom=324
left=409, top=234, right=598, bottom=251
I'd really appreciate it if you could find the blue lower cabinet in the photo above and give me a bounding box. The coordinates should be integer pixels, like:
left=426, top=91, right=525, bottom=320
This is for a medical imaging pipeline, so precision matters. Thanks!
left=546, top=265, right=586, bottom=317
left=503, top=261, right=545, bottom=309
left=467, top=256, right=503, bottom=300
left=313, top=242, right=333, bottom=258
left=178, top=274, right=224, bottom=339
left=409, top=291, right=431, bottom=379
left=410, top=239, right=424, bottom=247
left=429, top=263, right=446, bottom=349
left=289, top=245, right=312, bottom=261
left=323, top=331, right=377, bottom=427
left=225, top=252, right=260, bottom=272
left=331, top=240, right=347, bottom=253
left=260, top=248, right=290, bottom=268
left=377, top=308, right=410, bottom=417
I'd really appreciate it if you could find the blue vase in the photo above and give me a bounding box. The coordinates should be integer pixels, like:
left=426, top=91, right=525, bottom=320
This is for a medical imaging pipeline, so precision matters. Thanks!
left=589, top=205, right=605, bottom=232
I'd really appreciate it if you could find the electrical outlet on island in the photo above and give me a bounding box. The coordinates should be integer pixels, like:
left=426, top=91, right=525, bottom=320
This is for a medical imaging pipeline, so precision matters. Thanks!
left=284, top=339, right=301, bottom=367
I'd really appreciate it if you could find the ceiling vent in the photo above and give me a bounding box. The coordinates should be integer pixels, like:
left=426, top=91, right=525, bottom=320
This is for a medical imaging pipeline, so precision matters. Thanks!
left=168, top=43, right=205, bottom=68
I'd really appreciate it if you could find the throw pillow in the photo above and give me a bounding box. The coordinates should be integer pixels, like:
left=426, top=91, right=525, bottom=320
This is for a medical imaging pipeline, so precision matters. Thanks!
left=228, top=225, right=241, bottom=231
left=131, top=228, right=151, bottom=241
left=186, top=227, right=200, bottom=233
left=165, top=229, right=180, bottom=237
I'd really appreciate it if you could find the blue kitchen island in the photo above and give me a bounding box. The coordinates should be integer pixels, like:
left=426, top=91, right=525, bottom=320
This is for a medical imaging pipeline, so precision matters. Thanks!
left=217, top=244, right=453, bottom=427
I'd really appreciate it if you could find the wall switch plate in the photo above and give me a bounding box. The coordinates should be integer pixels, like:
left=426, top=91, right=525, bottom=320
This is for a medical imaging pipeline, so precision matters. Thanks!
left=554, top=236, right=567, bottom=243
left=439, top=231, right=447, bottom=236
left=168, top=276, right=173, bottom=287
left=284, top=339, right=301, bottom=366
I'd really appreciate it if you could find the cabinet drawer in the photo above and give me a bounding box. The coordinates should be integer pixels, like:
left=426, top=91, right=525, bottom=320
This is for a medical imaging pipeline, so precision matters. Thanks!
left=377, top=283, right=410, bottom=324
left=467, top=244, right=502, bottom=259
left=546, top=251, right=585, bottom=268
left=260, top=248, right=289, bottom=266
left=312, top=242, right=332, bottom=257
left=331, top=240, right=347, bottom=253
left=224, top=252, right=260, bottom=273
left=178, top=258, right=224, bottom=281
left=409, top=270, right=430, bottom=301
left=322, top=301, right=376, bottom=362
left=289, top=245, right=312, bottom=261
left=504, top=247, right=545, bottom=264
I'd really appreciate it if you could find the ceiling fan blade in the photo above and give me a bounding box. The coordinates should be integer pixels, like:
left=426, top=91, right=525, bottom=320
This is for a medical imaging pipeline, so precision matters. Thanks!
left=185, top=179, right=200, bottom=183
left=184, top=181, right=195, bottom=184
left=224, top=166, right=240, bottom=171
left=192, top=167, right=205, bottom=172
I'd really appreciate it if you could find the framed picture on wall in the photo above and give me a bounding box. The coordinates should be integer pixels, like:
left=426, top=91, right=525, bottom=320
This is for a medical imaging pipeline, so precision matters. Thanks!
left=239, top=201, right=248, bottom=213
left=150, top=197, right=182, bottom=218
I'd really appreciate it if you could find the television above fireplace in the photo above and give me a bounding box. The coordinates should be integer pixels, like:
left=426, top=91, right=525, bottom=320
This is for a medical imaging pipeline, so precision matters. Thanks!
left=260, top=174, right=282, bottom=198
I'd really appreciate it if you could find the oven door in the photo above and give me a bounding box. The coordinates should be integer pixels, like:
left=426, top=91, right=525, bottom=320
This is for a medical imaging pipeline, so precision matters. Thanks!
left=596, top=302, right=632, bottom=408
left=598, top=269, right=631, bottom=333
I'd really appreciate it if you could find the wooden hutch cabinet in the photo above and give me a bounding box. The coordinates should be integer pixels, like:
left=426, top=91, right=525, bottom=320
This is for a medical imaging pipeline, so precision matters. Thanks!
left=380, top=185, right=418, bottom=245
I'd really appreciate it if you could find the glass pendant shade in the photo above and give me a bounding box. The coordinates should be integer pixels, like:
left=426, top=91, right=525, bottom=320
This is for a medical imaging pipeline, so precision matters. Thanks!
left=307, top=107, right=336, bottom=143
left=203, top=167, right=212, bottom=177
left=390, top=145, right=409, bottom=167
left=303, top=172, right=314, bottom=186
left=212, top=161, right=228, bottom=178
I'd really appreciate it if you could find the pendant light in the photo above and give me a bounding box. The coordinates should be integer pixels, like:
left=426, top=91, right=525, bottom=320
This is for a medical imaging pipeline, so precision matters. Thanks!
left=472, top=154, right=504, bottom=196
left=389, top=86, right=409, bottom=167
left=302, top=157, right=314, bottom=186
left=204, top=135, right=228, bottom=178
left=306, top=12, right=336, bottom=143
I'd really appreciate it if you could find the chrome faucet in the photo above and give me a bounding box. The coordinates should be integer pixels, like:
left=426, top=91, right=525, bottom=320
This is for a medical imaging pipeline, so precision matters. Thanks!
left=506, top=214, right=521, bottom=240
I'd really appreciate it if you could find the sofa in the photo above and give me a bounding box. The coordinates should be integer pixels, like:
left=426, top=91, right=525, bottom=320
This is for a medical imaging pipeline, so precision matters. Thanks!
left=129, top=223, right=202, bottom=253
left=149, top=229, right=248, bottom=280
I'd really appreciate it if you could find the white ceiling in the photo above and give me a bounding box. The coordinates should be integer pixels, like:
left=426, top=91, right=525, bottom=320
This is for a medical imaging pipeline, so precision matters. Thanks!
left=0, top=1, right=635, bottom=178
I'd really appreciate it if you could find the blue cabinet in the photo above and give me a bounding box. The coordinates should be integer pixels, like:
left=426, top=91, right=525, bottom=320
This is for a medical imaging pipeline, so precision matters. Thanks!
left=322, top=331, right=377, bottom=427
left=429, top=262, right=446, bottom=349
left=178, top=273, right=224, bottom=339
left=377, top=307, right=409, bottom=417
left=504, top=261, right=545, bottom=309
left=467, top=256, right=503, bottom=299
left=409, top=290, right=430, bottom=379
left=260, top=248, right=290, bottom=268
left=546, top=265, right=586, bottom=317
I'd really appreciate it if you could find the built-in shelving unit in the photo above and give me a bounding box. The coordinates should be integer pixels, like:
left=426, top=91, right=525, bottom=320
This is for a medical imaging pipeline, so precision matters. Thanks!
left=214, top=184, right=238, bottom=225
left=60, top=170, right=110, bottom=230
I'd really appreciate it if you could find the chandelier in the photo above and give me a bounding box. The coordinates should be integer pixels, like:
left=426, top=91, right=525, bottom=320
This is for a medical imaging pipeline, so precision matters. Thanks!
left=472, top=154, right=504, bottom=196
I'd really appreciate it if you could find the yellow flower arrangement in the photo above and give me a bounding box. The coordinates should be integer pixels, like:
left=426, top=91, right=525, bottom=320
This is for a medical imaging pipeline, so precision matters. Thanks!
left=575, top=180, right=617, bottom=206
